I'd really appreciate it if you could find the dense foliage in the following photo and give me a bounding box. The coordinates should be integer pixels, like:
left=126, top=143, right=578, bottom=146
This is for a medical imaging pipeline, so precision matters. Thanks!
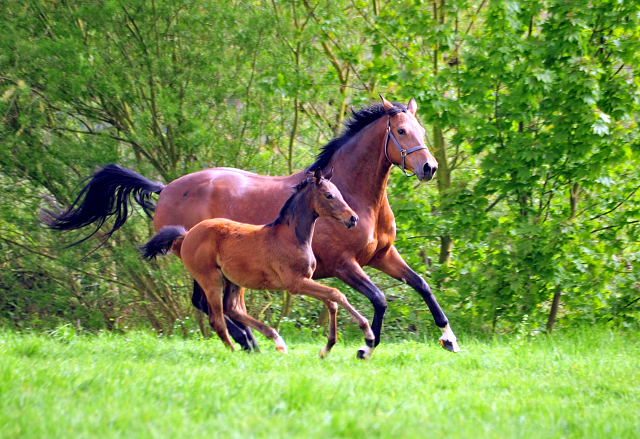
left=1, top=0, right=639, bottom=338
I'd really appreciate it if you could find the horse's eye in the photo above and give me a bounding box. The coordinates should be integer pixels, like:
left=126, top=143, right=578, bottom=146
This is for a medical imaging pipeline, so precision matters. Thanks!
left=325, top=194, right=333, bottom=199
left=397, top=128, right=406, bottom=135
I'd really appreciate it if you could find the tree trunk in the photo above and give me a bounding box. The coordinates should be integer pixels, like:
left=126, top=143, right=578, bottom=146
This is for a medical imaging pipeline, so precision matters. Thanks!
left=570, top=183, right=579, bottom=220
left=547, top=183, right=579, bottom=331
left=546, top=289, right=562, bottom=332
left=433, top=125, right=453, bottom=284
left=276, top=290, right=294, bottom=331
left=316, top=304, right=330, bottom=329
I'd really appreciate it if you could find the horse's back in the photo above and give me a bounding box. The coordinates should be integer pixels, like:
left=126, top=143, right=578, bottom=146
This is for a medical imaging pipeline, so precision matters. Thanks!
left=154, top=168, right=301, bottom=231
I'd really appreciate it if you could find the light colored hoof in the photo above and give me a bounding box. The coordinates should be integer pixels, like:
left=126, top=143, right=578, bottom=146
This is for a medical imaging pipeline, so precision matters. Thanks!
left=274, top=335, right=288, bottom=354
left=439, top=324, right=460, bottom=353
left=356, top=345, right=374, bottom=360
left=319, top=347, right=330, bottom=359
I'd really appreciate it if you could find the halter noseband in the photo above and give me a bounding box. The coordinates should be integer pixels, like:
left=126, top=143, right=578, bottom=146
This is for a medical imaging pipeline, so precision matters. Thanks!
left=384, top=114, right=429, bottom=177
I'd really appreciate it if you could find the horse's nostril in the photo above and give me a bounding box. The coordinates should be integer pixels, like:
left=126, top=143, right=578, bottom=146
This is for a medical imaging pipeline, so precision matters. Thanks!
left=423, top=163, right=437, bottom=178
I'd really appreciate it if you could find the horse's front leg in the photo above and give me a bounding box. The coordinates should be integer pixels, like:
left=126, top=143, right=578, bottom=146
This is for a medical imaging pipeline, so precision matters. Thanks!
left=369, top=245, right=460, bottom=353
left=334, top=260, right=388, bottom=347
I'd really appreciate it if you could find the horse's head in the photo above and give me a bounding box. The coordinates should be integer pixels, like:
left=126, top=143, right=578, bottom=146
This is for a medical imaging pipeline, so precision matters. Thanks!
left=380, top=95, right=438, bottom=182
left=309, top=168, right=358, bottom=229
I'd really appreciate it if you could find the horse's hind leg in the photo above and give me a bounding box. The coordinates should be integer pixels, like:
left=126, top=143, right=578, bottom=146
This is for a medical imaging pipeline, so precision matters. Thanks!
left=223, top=282, right=260, bottom=353
left=192, top=280, right=209, bottom=314
left=319, top=300, right=338, bottom=359
left=194, top=280, right=252, bottom=350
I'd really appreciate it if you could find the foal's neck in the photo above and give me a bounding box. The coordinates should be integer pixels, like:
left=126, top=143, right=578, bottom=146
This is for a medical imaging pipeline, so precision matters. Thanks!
left=274, top=188, right=319, bottom=247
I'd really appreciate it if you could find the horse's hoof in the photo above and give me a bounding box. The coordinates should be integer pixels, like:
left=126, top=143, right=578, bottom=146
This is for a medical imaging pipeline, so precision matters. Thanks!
left=440, top=338, right=460, bottom=353
left=319, top=347, right=330, bottom=359
left=274, top=335, right=288, bottom=354
left=439, top=323, right=460, bottom=353
left=356, top=345, right=374, bottom=360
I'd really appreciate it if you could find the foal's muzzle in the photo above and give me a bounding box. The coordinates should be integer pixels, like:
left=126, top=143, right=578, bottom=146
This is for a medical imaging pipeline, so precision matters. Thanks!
left=344, top=215, right=358, bottom=229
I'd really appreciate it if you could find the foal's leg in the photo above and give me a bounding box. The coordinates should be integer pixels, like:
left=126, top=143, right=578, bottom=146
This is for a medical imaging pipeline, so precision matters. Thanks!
left=194, top=280, right=253, bottom=350
left=370, top=245, right=459, bottom=353
left=199, top=270, right=235, bottom=350
left=223, top=282, right=260, bottom=352
left=223, top=298, right=288, bottom=354
left=289, top=278, right=376, bottom=360
left=319, top=300, right=338, bottom=359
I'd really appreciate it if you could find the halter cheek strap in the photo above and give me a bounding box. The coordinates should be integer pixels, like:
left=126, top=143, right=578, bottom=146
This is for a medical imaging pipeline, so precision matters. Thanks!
left=384, top=115, right=429, bottom=177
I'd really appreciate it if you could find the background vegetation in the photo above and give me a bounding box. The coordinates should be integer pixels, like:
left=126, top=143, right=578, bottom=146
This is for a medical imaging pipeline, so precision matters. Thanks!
left=1, top=0, right=640, bottom=340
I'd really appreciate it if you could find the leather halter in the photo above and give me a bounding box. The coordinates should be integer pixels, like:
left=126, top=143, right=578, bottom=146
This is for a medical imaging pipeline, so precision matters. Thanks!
left=384, top=114, right=429, bottom=177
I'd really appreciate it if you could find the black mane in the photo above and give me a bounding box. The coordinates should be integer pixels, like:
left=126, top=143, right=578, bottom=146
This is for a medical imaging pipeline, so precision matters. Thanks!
left=266, top=177, right=313, bottom=227
left=305, top=101, right=407, bottom=172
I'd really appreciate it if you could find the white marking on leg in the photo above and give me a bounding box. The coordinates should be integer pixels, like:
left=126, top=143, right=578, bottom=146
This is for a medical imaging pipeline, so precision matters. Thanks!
left=357, top=345, right=374, bottom=360
left=439, top=323, right=460, bottom=353
left=319, top=346, right=330, bottom=359
left=274, top=335, right=288, bottom=354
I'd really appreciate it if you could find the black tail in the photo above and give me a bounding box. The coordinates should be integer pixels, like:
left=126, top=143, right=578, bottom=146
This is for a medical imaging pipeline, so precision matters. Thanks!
left=41, top=164, right=165, bottom=247
left=139, top=226, right=187, bottom=260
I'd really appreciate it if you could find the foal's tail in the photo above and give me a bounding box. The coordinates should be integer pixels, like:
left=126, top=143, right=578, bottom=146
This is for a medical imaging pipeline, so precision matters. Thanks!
left=139, top=226, right=187, bottom=260
left=41, top=164, right=165, bottom=247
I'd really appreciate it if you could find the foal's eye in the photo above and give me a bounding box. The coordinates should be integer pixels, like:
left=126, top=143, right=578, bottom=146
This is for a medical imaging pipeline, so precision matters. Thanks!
left=397, top=128, right=406, bottom=135
left=325, top=194, right=334, bottom=199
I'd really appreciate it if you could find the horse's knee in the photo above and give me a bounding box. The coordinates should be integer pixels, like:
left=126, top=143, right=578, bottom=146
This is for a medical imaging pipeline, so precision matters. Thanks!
left=371, top=293, right=387, bottom=312
left=326, top=301, right=338, bottom=314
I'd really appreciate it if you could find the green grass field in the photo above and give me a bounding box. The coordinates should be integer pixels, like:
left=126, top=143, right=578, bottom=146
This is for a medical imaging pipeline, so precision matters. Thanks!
left=1, top=328, right=638, bottom=438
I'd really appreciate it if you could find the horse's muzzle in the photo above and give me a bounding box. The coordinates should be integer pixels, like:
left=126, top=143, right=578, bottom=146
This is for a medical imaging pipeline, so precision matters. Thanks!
left=419, top=162, right=438, bottom=181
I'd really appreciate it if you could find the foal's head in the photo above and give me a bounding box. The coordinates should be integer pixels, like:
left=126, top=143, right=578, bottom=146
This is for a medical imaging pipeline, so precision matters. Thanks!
left=301, top=168, right=358, bottom=229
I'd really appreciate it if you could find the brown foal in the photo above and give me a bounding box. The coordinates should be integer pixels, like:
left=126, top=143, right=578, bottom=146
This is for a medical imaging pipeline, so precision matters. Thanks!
left=140, top=169, right=377, bottom=358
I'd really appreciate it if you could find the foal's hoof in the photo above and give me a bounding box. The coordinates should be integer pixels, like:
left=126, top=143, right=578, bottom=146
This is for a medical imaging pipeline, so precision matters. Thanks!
left=274, top=335, right=288, bottom=354
left=319, top=347, right=331, bottom=359
left=440, top=338, right=460, bottom=353
left=356, top=345, right=374, bottom=360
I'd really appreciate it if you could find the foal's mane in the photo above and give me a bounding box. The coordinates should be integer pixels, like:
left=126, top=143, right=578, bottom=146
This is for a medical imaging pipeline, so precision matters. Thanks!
left=305, top=101, right=408, bottom=173
left=267, top=177, right=314, bottom=227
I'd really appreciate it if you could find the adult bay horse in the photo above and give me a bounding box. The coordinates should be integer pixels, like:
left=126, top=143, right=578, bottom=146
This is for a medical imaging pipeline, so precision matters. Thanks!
left=140, top=169, right=377, bottom=358
left=44, top=96, right=459, bottom=353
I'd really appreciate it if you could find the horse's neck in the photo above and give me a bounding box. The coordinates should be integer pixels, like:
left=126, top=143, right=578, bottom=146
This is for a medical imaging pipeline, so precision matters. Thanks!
left=329, top=119, right=392, bottom=210
left=279, top=189, right=318, bottom=247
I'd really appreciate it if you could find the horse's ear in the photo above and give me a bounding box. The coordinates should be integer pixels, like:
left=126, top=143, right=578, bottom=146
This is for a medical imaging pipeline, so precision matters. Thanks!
left=324, top=167, right=334, bottom=181
left=407, top=98, right=417, bottom=115
left=379, top=94, right=394, bottom=111
left=314, top=168, right=323, bottom=185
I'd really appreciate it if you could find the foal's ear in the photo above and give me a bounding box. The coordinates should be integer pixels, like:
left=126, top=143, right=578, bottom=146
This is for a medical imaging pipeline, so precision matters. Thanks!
left=379, top=93, right=394, bottom=111
left=314, top=168, right=323, bottom=185
left=407, top=97, right=417, bottom=115
left=324, top=166, right=334, bottom=181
